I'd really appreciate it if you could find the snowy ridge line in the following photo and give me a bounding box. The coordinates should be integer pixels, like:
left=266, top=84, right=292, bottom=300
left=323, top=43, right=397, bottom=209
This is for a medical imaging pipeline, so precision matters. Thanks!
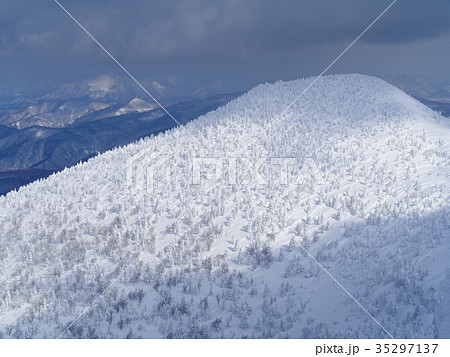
left=243, top=0, right=399, bottom=154
left=0, top=74, right=442, bottom=201
left=53, top=0, right=200, bottom=145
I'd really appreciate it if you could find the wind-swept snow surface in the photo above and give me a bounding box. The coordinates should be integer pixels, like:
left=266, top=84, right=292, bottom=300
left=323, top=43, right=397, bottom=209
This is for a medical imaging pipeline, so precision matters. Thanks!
left=0, top=74, right=449, bottom=338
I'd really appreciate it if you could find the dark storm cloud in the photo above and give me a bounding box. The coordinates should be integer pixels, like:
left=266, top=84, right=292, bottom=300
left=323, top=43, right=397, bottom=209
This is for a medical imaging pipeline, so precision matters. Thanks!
left=1, top=0, right=449, bottom=64
left=1, top=0, right=449, bottom=87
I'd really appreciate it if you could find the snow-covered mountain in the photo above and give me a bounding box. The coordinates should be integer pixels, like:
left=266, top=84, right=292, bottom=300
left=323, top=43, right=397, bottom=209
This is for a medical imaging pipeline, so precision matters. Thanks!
left=114, top=98, right=158, bottom=116
left=0, top=75, right=245, bottom=130
left=0, top=74, right=449, bottom=338
left=0, top=75, right=146, bottom=129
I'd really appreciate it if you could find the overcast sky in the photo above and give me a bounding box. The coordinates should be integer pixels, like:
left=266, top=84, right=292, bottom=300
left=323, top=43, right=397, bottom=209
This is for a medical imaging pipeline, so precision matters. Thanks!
left=1, top=0, right=449, bottom=93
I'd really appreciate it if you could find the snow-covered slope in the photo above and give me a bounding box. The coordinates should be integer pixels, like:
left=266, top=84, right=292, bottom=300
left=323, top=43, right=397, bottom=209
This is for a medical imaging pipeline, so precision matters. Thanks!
left=0, top=74, right=449, bottom=338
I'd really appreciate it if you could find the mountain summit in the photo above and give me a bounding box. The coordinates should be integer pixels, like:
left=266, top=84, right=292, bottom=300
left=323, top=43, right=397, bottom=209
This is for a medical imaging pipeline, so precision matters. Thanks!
left=0, top=74, right=449, bottom=338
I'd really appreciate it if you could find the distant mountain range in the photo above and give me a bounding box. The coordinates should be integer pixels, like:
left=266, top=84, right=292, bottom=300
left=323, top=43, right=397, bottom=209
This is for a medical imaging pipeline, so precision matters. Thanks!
left=0, top=75, right=242, bottom=194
